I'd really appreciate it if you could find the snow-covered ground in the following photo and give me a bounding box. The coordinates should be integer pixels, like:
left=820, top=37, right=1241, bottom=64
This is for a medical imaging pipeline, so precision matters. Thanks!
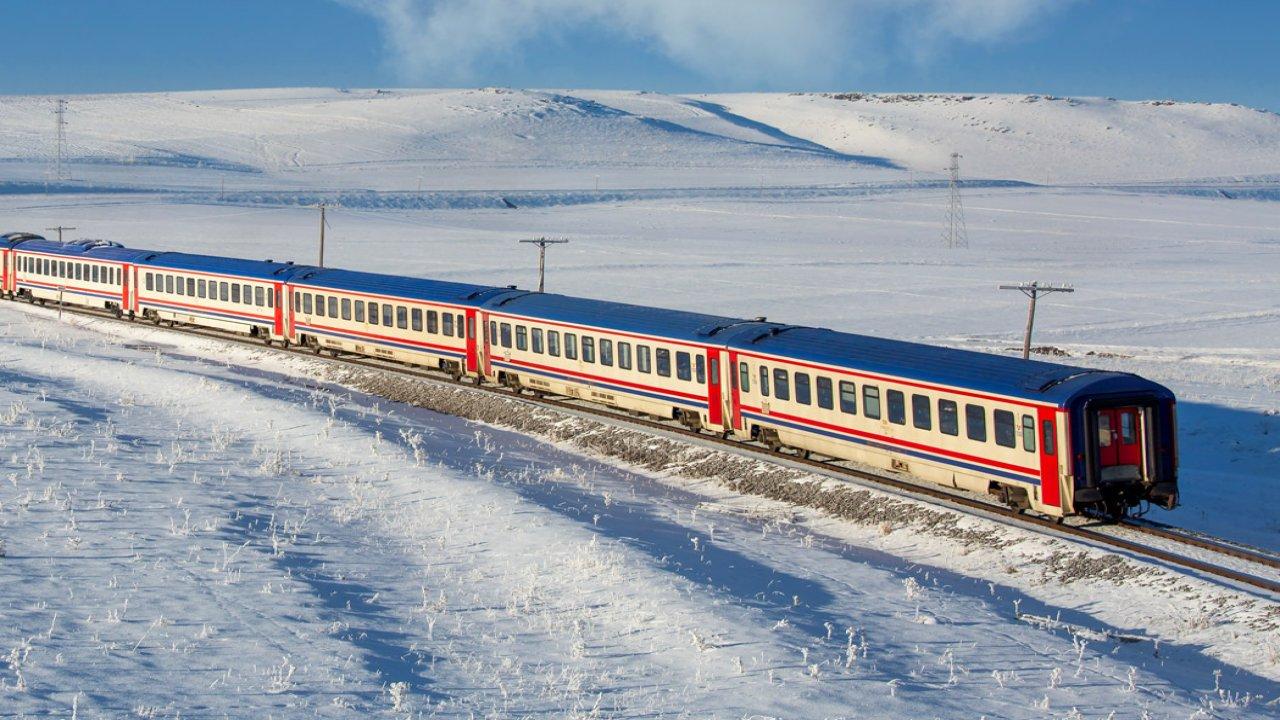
left=1, top=88, right=1279, bottom=717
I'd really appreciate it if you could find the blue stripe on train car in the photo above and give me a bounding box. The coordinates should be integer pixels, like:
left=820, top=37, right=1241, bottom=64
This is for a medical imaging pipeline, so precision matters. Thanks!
left=298, top=324, right=466, bottom=359
left=491, top=359, right=708, bottom=410
left=19, top=282, right=118, bottom=302
left=742, top=410, right=1039, bottom=485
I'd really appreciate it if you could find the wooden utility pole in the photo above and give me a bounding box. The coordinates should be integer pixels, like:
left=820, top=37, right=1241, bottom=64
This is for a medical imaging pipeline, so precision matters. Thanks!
left=999, top=282, right=1074, bottom=359
left=45, top=226, right=76, bottom=243
left=313, top=203, right=329, bottom=267
left=519, top=238, right=568, bottom=293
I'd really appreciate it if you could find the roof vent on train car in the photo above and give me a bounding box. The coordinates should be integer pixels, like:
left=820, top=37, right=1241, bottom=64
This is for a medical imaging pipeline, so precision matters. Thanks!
left=754, top=316, right=767, bottom=322
left=493, top=291, right=535, bottom=306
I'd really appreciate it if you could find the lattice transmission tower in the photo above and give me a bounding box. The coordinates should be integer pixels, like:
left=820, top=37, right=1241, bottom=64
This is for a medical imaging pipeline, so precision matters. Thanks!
left=942, top=152, right=968, bottom=249
left=52, top=98, right=70, bottom=181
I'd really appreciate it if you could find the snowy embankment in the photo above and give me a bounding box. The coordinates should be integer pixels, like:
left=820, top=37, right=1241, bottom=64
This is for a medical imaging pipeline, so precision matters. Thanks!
left=2, top=303, right=1276, bottom=718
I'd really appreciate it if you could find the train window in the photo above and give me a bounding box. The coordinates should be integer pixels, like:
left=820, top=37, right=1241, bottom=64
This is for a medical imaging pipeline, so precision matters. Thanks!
left=292, top=291, right=300, bottom=311
left=467, top=316, right=474, bottom=339
left=1120, top=412, right=1136, bottom=444
left=1042, top=420, right=1056, bottom=455
left=43, top=259, right=50, bottom=275
left=694, top=355, right=705, bottom=384
left=489, top=320, right=497, bottom=345
left=674, top=351, right=690, bottom=380
left=548, top=329, right=561, bottom=357
left=197, top=279, right=206, bottom=298
left=863, top=386, right=881, bottom=420
left=186, top=278, right=195, bottom=296
left=994, top=410, right=1016, bottom=448
left=599, top=338, right=613, bottom=366
left=457, top=314, right=465, bottom=337
left=336, top=297, right=346, bottom=320
left=355, top=300, right=365, bottom=323
left=342, top=298, right=352, bottom=321
left=219, top=282, right=228, bottom=302
left=709, top=358, right=718, bottom=385
left=565, top=333, right=578, bottom=360
left=369, top=301, right=380, bottom=324
left=655, top=348, right=671, bottom=377
left=759, top=366, right=770, bottom=396
left=91, top=265, right=99, bottom=283
left=618, top=341, right=632, bottom=369
left=887, top=390, right=906, bottom=425
left=245, top=285, right=254, bottom=305
left=313, top=293, right=324, bottom=316
left=739, top=362, right=751, bottom=393
left=816, top=377, right=833, bottom=409
left=58, top=261, right=66, bottom=277
left=516, top=325, right=528, bottom=351
left=532, top=328, right=544, bottom=354
left=257, top=287, right=266, bottom=307
left=839, top=381, right=857, bottom=414
left=442, top=312, right=453, bottom=336
left=165, top=275, right=174, bottom=294
left=637, top=345, right=651, bottom=373
left=74, top=264, right=81, bottom=280
left=396, top=307, right=407, bottom=330
left=912, top=394, right=932, bottom=431
left=500, top=323, right=512, bottom=348
left=268, top=288, right=275, bottom=308
left=303, top=293, right=314, bottom=314
left=938, top=400, right=959, bottom=436
left=382, top=304, right=394, bottom=327
left=423, top=310, right=435, bottom=333
left=230, top=284, right=241, bottom=304
left=582, top=336, right=596, bottom=363
left=794, top=372, right=811, bottom=405
left=965, top=404, right=986, bottom=442
left=773, top=368, right=790, bottom=401
left=1021, top=415, right=1036, bottom=452
left=176, top=276, right=186, bottom=296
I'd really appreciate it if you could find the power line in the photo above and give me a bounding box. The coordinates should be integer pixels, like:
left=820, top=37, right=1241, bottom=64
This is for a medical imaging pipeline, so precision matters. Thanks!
left=998, top=282, right=1075, bottom=359
left=519, top=238, right=569, bottom=293
left=942, top=152, right=967, bottom=249
left=45, top=226, right=77, bottom=243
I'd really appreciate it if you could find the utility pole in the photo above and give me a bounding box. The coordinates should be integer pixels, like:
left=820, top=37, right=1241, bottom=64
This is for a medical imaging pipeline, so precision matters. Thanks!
left=999, top=282, right=1074, bottom=359
left=519, top=238, right=568, bottom=293
left=53, top=99, right=69, bottom=181
left=312, top=202, right=334, bottom=267
left=45, top=226, right=76, bottom=243
left=942, top=152, right=968, bottom=249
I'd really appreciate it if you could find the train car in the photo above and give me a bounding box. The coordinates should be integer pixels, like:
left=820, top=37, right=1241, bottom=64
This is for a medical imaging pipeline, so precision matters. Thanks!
left=9, top=236, right=149, bottom=315
left=283, top=267, right=513, bottom=377
left=726, top=326, right=1178, bottom=517
left=133, top=252, right=304, bottom=341
left=1, top=232, right=46, bottom=298
left=477, top=291, right=771, bottom=428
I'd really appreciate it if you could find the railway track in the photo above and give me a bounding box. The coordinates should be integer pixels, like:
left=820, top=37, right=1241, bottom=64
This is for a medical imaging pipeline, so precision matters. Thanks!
left=20, top=300, right=1280, bottom=596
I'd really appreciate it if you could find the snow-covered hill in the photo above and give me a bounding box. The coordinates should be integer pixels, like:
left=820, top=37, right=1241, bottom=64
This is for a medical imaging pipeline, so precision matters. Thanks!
left=1, top=88, right=1278, bottom=189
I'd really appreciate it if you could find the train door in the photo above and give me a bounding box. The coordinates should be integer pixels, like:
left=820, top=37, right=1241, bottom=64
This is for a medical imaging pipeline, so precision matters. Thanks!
left=727, top=350, right=744, bottom=431
left=479, top=311, right=492, bottom=377
left=121, top=263, right=131, bottom=310
left=284, top=285, right=296, bottom=339
left=272, top=282, right=284, bottom=336
left=2, top=250, right=10, bottom=293
left=1096, top=407, right=1142, bottom=479
left=1036, top=407, right=1061, bottom=510
left=464, top=309, right=479, bottom=374
left=705, top=348, right=724, bottom=428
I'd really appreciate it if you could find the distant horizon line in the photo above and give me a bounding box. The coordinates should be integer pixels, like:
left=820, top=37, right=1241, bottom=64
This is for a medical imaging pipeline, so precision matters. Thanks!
left=1, top=85, right=1272, bottom=112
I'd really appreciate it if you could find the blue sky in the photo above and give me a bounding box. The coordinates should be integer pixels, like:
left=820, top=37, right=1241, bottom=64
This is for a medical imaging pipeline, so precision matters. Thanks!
left=1, top=0, right=1276, bottom=111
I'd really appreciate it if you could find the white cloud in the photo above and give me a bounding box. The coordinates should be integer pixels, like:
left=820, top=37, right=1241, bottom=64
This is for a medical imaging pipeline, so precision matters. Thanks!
left=340, top=0, right=1070, bottom=88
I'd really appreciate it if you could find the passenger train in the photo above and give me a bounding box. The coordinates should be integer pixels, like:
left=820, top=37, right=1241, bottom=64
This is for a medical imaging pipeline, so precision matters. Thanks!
left=1, top=232, right=1179, bottom=518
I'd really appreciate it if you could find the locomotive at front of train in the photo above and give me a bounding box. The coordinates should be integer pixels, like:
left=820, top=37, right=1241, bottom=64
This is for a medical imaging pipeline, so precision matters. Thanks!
left=1059, top=373, right=1178, bottom=517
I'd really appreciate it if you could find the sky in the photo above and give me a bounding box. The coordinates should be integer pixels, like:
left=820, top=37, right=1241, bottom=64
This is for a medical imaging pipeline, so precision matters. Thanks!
left=0, top=0, right=1276, bottom=111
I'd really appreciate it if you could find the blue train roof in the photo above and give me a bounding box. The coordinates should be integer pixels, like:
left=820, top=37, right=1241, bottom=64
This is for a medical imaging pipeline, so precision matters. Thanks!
left=1, top=232, right=46, bottom=248
left=289, top=266, right=512, bottom=307
left=11, top=237, right=156, bottom=263
left=482, top=290, right=774, bottom=344
left=137, top=251, right=306, bottom=281
left=729, top=325, right=1170, bottom=405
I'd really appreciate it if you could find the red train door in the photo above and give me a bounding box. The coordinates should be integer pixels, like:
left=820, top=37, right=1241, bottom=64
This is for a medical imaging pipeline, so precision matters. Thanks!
left=727, top=350, right=744, bottom=431
left=1097, top=407, right=1142, bottom=468
left=284, top=285, right=296, bottom=339
left=465, top=309, right=479, bottom=374
left=2, top=250, right=10, bottom=292
left=121, top=263, right=131, bottom=309
left=706, top=348, right=723, bottom=428
left=1037, top=407, right=1060, bottom=509
left=272, top=282, right=284, bottom=335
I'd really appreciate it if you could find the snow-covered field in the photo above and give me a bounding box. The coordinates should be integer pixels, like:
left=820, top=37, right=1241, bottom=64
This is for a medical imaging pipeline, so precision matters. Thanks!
left=1, top=88, right=1279, bottom=717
